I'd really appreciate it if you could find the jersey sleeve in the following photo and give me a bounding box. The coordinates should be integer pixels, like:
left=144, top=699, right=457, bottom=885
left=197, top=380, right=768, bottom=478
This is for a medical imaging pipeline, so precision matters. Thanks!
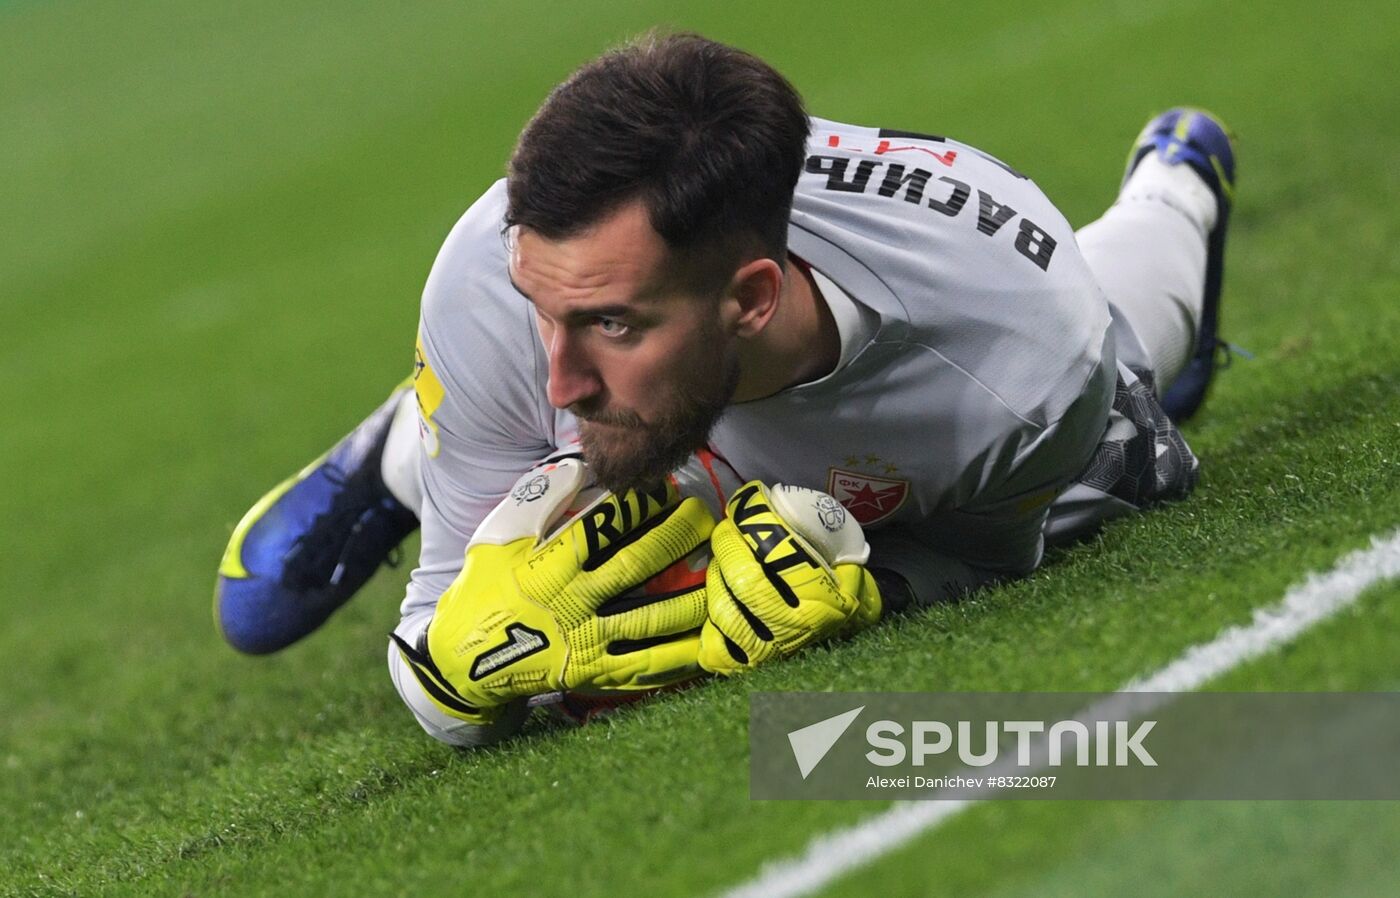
left=400, top=181, right=559, bottom=619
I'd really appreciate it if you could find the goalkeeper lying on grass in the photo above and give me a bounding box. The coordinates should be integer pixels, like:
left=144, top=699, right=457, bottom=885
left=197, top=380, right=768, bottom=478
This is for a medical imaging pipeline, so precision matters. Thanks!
left=215, top=32, right=1237, bottom=745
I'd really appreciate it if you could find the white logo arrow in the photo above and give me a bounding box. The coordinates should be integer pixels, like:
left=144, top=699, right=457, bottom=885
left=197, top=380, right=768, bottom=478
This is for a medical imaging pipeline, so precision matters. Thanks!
left=788, top=706, right=864, bottom=779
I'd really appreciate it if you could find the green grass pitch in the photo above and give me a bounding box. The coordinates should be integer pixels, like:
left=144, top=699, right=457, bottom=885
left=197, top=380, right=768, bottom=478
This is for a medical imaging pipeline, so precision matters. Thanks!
left=3, top=0, right=1399, bottom=895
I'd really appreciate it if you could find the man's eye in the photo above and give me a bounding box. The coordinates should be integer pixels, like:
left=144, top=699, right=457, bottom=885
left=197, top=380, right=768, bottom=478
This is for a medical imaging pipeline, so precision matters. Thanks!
left=595, top=317, right=631, bottom=337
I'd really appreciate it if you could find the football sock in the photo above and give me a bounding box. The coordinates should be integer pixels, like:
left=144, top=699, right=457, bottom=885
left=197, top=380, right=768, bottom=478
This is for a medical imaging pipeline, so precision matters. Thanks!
left=1075, top=155, right=1216, bottom=392
left=380, top=388, right=424, bottom=515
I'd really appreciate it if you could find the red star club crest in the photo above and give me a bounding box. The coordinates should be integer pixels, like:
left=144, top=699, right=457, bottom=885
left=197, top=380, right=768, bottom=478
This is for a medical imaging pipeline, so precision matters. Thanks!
left=827, top=468, right=909, bottom=526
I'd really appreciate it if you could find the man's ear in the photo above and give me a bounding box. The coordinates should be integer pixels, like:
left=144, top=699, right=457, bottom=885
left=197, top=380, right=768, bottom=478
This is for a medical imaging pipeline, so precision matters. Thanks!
left=723, top=257, right=784, bottom=337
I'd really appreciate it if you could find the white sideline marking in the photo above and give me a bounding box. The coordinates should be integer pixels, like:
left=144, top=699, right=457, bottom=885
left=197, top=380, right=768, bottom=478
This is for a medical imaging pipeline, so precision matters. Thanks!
left=719, top=528, right=1400, bottom=898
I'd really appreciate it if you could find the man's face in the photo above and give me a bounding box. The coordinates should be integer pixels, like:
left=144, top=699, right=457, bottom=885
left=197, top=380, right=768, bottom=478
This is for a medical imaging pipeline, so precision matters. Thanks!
left=508, top=202, right=740, bottom=492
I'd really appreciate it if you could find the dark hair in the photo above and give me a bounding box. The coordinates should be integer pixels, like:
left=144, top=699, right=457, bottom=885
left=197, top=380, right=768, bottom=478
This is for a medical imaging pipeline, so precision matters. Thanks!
left=505, top=32, right=810, bottom=293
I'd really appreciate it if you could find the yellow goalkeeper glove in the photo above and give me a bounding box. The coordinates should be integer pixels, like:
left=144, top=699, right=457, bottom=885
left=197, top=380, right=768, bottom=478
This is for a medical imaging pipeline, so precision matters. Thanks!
left=392, top=459, right=714, bottom=724
left=698, top=481, right=882, bottom=675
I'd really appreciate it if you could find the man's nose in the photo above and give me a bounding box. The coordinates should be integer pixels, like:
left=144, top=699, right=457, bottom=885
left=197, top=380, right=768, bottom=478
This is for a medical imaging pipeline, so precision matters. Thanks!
left=545, top=331, right=602, bottom=411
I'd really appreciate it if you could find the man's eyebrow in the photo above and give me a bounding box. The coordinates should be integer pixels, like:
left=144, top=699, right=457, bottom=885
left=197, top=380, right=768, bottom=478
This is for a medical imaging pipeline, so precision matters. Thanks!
left=506, top=274, right=639, bottom=321
left=569, top=304, right=637, bottom=320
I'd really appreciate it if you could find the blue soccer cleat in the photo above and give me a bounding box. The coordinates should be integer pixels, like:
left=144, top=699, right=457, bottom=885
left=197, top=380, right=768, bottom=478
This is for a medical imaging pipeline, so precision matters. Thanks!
left=1123, top=107, right=1239, bottom=422
left=216, top=383, right=420, bottom=654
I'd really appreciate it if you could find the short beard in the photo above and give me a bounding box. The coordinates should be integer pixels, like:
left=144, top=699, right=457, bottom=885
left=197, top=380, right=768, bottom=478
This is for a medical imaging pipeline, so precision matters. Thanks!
left=577, top=354, right=739, bottom=494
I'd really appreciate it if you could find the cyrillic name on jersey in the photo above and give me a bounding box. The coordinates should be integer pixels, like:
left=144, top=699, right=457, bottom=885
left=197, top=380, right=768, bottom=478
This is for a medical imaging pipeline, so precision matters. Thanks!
left=804, top=154, right=1058, bottom=272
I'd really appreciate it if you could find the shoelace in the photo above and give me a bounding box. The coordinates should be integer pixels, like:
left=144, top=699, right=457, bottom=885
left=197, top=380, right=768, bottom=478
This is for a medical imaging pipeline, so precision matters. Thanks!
left=282, top=464, right=379, bottom=591
left=1214, top=339, right=1255, bottom=368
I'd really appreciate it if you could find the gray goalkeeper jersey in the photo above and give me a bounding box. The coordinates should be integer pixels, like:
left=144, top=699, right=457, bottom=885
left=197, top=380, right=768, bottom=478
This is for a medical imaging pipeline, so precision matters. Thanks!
left=405, top=116, right=1117, bottom=617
